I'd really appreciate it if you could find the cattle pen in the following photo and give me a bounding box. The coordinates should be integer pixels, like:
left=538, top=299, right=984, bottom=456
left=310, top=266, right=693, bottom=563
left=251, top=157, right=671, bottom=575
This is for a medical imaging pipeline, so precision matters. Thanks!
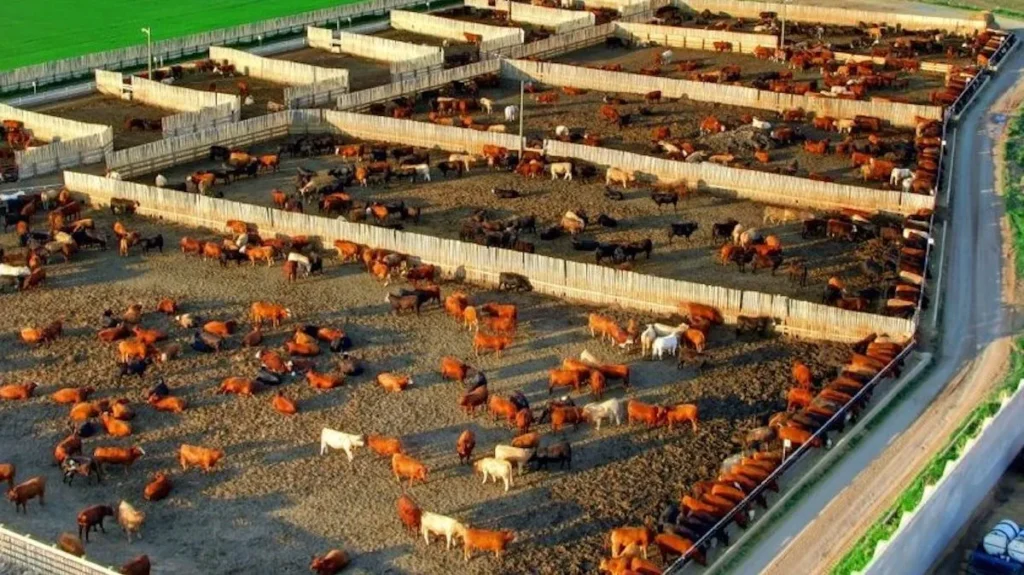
left=0, top=0, right=1010, bottom=573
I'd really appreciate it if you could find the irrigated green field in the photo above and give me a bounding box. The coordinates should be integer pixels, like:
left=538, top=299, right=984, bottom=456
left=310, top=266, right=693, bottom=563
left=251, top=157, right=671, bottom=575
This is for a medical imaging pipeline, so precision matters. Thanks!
left=1, top=0, right=363, bottom=71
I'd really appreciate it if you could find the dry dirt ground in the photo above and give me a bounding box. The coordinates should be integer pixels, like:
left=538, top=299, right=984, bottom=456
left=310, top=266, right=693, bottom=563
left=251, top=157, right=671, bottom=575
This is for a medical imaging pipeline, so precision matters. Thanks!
left=552, top=44, right=946, bottom=105
left=274, top=48, right=393, bottom=93
left=671, top=11, right=977, bottom=66
left=0, top=207, right=850, bottom=574
left=129, top=139, right=890, bottom=304
left=33, top=94, right=172, bottom=151
left=435, top=7, right=555, bottom=43
left=405, top=78, right=920, bottom=191
left=173, top=72, right=286, bottom=120
left=373, top=29, right=480, bottom=67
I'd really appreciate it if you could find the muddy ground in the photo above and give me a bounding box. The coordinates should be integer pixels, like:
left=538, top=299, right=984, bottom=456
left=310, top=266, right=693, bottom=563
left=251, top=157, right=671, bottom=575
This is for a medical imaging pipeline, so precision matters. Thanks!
left=274, top=48, right=393, bottom=93
left=405, top=78, right=919, bottom=190
left=173, top=72, right=286, bottom=120
left=374, top=28, right=481, bottom=67
left=34, top=93, right=172, bottom=151
left=0, top=207, right=850, bottom=574
left=129, top=137, right=892, bottom=304
left=552, top=44, right=946, bottom=105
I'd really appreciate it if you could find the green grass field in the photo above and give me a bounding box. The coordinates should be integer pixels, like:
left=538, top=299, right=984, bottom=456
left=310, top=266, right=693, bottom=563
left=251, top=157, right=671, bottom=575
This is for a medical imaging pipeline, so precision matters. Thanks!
left=0, top=0, right=365, bottom=71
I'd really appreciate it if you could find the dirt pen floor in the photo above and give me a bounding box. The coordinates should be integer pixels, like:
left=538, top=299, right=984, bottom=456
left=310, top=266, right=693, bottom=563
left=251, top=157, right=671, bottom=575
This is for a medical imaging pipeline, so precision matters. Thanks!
left=669, top=10, right=978, bottom=67
left=131, top=139, right=892, bottom=305
left=33, top=93, right=171, bottom=150
left=373, top=29, right=480, bottom=68
left=405, top=79, right=921, bottom=191
left=434, top=7, right=555, bottom=43
left=274, top=47, right=392, bottom=92
left=552, top=44, right=946, bottom=105
left=0, top=207, right=850, bottom=573
left=174, top=72, right=286, bottom=120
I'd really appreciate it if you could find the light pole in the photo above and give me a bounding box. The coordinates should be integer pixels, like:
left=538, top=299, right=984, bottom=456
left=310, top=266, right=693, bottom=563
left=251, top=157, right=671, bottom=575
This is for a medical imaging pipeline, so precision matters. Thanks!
left=779, top=0, right=790, bottom=50
left=141, top=28, right=153, bottom=79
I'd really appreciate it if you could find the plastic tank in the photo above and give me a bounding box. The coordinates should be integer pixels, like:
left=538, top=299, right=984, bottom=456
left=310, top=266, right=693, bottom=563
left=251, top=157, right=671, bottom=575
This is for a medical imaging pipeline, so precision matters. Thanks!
left=985, top=520, right=1020, bottom=557
left=1009, top=534, right=1024, bottom=564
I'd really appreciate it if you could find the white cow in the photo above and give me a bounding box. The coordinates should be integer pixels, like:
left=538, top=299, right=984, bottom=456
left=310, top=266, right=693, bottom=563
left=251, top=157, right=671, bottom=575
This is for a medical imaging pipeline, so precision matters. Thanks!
left=659, top=50, right=674, bottom=64
left=651, top=334, right=679, bottom=360
left=421, top=512, right=467, bottom=550
left=287, top=251, right=311, bottom=276
left=902, top=177, right=914, bottom=193
left=641, top=323, right=687, bottom=357
left=106, top=170, right=122, bottom=180
left=739, top=228, right=763, bottom=247
left=487, top=124, right=507, bottom=133
left=582, top=398, right=626, bottom=429
left=504, top=105, right=518, bottom=122
left=494, top=445, right=534, bottom=474
left=555, top=125, right=570, bottom=138
left=410, top=163, right=431, bottom=182
left=474, top=457, right=514, bottom=491
left=319, top=428, right=364, bottom=460
left=0, top=264, right=31, bottom=280
left=751, top=117, right=772, bottom=131
left=243, top=95, right=255, bottom=106
left=479, top=97, right=494, bottom=114
left=155, top=174, right=168, bottom=188
left=890, top=167, right=913, bottom=187
left=657, top=140, right=680, bottom=154
left=549, top=162, right=573, bottom=180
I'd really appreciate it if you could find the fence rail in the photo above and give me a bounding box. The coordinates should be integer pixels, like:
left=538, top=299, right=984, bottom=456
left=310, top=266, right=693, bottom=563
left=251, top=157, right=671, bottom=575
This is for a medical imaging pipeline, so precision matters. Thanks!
left=677, top=0, right=990, bottom=32
left=464, top=0, right=596, bottom=34
left=0, top=0, right=431, bottom=93
left=208, top=46, right=348, bottom=87
left=0, top=526, right=120, bottom=574
left=501, top=59, right=943, bottom=127
left=163, top=101, right=238, bottom=137
left=390, top=10, right=524, bottom=53
left=544, top=140, right=934, bottom=214
left=306, top=28, right=446, bottom=82
left=64, top=170, right=915, bottom=343
left=326, top=110, right=524, bottom=152
left=336, top=60, right=500, bottom=110
left=616, top=21, right=777, bottom=54
left=130, top=75, right=240, bottom=114
left=487, top=23, right=615, bottom=59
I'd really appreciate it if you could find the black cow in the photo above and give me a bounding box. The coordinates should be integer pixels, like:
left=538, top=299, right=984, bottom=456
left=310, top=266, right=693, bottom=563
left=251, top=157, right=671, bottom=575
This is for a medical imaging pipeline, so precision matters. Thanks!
left=667, top=221, right=699, bottom=243
left=651, top=191, right=679, bottom=211
left=596, top=214, right=618, bottom=227
left=386, top=293, right=422, bottom=315
left=571, top=237, right=599, bottom=251
left=117, top=357, right=152, bottom=378
left=712, top=219, right=740, bottom=243
left=531, top=441, right=572, bottom=470
left=209, top=145, right=230, bottom=161
left=623, top=239, right=653, bottom=260
left=492, top=188, right=520, bottom=199
left=140, top=234, right=163, bottom=253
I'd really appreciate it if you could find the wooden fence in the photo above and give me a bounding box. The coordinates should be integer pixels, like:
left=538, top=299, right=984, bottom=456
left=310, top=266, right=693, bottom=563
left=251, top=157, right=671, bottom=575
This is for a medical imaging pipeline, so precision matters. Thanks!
left=464, top=0, right=596, bottom=34
left=163, top=102, right=238, bottom=137
left=284, top=76, right=352, bottom=108
left=63, top=170, right=915, bottom=342
left=336, top=59, right=500, bottom=110
left=0, top=102, right=112, bottom=178
left=831, top=51, right=954, bottom=75
left=325, top=110, right=524, bottom=152
left=501, top=59, right=943, bottom=126
left=0, top=526, right=119, bottom=575
left=615, top=21, right=778, bottom=54
left=104, top=112, right=296, bottom=178
left=0, top=0, right=430, bottom=93
left=130, top=75, right=240, bottom=114
left=305, top=28, right=445, bottom=82
left=544, top=140, right=934, bottom=214
left=390, top=10, right=524, bottom=53
left=488, top=23, right=614, bottom=59
left=209, top=46, right=349, bottom=86
left=94, top=69, right=126, bottom=97
left=678, top=0, right=991, bottom=32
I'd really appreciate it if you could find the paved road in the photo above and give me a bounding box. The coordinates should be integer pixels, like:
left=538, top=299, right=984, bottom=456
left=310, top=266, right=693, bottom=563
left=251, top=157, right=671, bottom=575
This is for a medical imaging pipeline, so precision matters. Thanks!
left=698, top=24, right=1022, bottom=575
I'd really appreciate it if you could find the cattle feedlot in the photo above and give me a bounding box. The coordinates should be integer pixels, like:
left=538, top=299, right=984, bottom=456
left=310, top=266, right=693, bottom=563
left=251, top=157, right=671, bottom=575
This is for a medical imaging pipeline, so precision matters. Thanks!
left=0, top=0, right=1006, bottom=573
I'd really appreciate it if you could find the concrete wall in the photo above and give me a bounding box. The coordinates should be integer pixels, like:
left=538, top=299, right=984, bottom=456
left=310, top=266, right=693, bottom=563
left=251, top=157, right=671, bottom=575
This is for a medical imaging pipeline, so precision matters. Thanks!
left=866, top=383, right=1024, bottom=575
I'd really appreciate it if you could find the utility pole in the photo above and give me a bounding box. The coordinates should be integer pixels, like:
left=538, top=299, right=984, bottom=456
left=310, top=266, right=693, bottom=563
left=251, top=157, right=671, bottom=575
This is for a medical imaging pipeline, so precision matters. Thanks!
left=779, top=0, right=790, bottom=50
left=141, top=27, right=153, bottom=79
left=518, top=80, right=525, bottom=158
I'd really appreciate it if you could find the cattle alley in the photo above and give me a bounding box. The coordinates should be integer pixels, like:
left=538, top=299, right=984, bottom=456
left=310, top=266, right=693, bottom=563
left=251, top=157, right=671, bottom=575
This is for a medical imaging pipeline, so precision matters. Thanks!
left=273, top=48, right=393, bottom=93
left=0, top=208, right=848, bottom=573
